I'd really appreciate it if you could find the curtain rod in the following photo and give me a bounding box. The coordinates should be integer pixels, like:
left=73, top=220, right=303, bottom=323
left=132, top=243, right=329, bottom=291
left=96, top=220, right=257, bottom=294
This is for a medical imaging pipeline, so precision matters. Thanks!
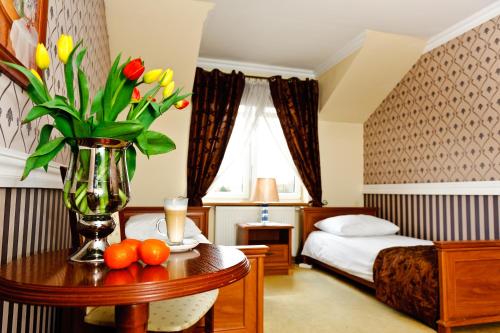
left=244, top=74, right=270, bottom=80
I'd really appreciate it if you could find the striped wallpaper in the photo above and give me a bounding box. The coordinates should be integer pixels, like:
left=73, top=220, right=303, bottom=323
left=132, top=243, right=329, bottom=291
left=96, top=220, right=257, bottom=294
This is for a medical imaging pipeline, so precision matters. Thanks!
left=364, top=194, right=500, bottom=241
left=0, top=188, right=72, bottom=333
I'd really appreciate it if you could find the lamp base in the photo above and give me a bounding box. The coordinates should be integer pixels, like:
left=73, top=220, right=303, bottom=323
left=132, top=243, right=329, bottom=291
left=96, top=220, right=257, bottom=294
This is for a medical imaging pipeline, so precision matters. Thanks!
left=260, top=203, right=269, bottom=224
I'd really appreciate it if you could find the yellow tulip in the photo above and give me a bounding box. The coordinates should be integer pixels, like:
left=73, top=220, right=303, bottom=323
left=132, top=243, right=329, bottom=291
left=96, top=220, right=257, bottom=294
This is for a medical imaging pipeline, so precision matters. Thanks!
left=57, top=34, right=74, bottom=64
left=162, top=81, right=175, bottom=99
left=143, top=69, right=163, bottom=84
left=30, top=69, right=42, bottom=82
left=35, top=43, right=50, bottom=70
left=159, top=68, right=173, bottom=87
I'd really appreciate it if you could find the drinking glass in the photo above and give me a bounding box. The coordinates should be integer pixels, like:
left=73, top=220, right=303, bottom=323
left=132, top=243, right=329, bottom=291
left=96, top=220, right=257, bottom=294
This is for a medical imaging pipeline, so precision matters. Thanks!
left=156, top=197, right=189, bottom=245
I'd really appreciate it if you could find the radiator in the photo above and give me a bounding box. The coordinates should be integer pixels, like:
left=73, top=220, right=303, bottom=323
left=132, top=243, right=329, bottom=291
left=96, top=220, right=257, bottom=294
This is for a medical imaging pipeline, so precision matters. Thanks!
left=214, top=206, right=300, bottom=256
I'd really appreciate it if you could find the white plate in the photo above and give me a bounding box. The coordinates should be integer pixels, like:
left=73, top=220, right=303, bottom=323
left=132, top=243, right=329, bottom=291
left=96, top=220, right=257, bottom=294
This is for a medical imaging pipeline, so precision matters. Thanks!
left=169, top=238, right=199, bottom=253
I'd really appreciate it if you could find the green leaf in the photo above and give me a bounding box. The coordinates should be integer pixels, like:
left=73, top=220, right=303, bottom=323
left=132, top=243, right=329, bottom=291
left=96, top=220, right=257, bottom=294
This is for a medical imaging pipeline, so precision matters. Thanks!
left=90, top=89, right=104, bottom=121
left=136, top=103, right=161, bottom=130
left=1, top=62, right=49, bottom=102
left=77, top=69, right=89, bottom=118
left=108, top=79, right=135, bottom=121
left=135, top=130, right=176, bottom=156
left=75, top=48, right=87, bottom=68
left=36, top=124, right=53, bottom=171
left=63, top=40, right=83, bottom=107
left=54, top=115, right=74, bottom=137
left=22, top=137, right=66, bottom=180
left=41, top=99, right=81, bottom=120
left=75, top=48, right=89, bottom=118
left=103, top=54, right=122, bottom=117
left=23, top=106, right=53, bottom=123
left=91, top=120, right=144, bottom=141
left=26, top=84, right=45, bottom=105
left=125, top=145, right=137, bottom=180
left=31, top=137, right=66, bottom=157
left=127, top=85, right=160, bottom=120
left=73, top=120, right=91, bottom=138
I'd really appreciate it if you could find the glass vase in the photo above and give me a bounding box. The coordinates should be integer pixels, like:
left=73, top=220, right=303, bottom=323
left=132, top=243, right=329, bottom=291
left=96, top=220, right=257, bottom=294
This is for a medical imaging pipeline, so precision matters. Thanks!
left=63, top=138, right=131, bottom=263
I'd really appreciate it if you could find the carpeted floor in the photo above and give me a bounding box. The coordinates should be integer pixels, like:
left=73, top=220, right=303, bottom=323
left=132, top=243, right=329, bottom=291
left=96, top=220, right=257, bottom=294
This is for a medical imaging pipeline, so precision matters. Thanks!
left=264, top=267, right=500, bottom=333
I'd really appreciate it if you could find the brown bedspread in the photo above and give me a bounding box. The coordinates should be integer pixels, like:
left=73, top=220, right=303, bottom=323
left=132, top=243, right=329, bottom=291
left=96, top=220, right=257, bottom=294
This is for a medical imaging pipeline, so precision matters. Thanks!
left=373, top=246, right=439, bottom=328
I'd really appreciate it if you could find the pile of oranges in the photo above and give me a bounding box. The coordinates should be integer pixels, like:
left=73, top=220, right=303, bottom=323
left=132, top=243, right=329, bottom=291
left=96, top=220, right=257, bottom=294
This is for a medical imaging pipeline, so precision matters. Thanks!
left=104, top=239, right=171, bottom=269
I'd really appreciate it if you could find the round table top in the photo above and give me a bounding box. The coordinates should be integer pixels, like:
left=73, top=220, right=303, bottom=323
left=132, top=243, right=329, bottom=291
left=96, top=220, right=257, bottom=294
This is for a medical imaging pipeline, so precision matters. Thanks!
left=0, top=244, right=249, bottom=307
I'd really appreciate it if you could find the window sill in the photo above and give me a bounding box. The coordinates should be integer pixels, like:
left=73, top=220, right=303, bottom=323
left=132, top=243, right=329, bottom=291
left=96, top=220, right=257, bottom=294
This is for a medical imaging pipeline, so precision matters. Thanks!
left=203, top=202, right=307, bottom=207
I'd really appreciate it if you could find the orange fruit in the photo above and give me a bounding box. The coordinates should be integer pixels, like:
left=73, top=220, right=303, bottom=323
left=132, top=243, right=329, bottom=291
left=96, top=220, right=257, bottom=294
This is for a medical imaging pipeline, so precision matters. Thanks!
left=104, top=244, right=135, bottom=269
left=104, top=269, right=134, bottom=285
left=120, top=239, right=141, bottom=262
left=138, top=239, right=170, bottom=265
left=127, top=262, right=141, bottom=280
left=141, top=265, right=170, bottom=282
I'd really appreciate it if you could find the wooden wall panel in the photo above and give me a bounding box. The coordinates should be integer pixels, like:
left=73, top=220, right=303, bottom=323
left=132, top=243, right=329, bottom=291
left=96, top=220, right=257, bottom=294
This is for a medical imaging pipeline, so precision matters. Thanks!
left=364, top=194, right=500, bottom=241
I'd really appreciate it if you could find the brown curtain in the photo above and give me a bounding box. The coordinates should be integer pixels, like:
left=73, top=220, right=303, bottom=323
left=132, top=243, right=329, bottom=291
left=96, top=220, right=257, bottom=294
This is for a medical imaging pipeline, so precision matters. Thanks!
left=268, top=76, right=323, bottom=206
left=187, top=68, right=245, bottom=206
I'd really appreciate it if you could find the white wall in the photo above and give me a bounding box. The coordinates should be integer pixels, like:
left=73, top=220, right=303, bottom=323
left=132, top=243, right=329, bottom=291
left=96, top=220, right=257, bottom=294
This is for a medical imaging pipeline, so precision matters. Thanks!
left=319, top=121, right=364, bottom=207
left=105, top=0, right=214, bottom=205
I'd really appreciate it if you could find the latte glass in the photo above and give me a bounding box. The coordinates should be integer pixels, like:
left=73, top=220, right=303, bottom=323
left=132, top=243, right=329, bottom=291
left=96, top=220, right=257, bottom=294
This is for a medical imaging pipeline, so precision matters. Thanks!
left=157, top=197, right=188, bottom=246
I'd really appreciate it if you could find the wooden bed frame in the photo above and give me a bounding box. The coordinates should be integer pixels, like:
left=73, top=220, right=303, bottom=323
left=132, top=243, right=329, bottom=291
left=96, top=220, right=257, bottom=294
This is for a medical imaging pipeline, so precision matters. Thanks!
left=300, top=207, right=500, bottom=333
left=118, top=206, right=268, bottom=333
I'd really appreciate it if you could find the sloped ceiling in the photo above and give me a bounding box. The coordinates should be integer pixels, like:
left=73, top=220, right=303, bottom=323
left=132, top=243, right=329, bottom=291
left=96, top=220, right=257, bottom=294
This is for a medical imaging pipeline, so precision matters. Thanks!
left=318, top=31, right=426, bottom=123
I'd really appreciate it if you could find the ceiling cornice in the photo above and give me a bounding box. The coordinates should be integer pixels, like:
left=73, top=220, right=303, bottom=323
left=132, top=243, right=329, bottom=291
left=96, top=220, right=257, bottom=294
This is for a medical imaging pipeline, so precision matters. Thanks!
left=197, top=57, right=316, bottom=78
left=314, top=31, right=366, bottom=76
left=424, top=1, right=500, bottom=52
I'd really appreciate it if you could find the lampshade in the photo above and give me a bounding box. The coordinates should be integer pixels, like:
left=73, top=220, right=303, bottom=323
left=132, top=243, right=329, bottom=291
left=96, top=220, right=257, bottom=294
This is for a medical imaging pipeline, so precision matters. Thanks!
left=251, top=178, right=279, bottom=203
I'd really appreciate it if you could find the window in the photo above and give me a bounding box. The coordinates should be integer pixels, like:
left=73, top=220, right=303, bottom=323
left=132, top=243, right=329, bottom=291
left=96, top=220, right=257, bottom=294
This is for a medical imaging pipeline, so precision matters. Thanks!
left=204, top=79, right=305, bottom=202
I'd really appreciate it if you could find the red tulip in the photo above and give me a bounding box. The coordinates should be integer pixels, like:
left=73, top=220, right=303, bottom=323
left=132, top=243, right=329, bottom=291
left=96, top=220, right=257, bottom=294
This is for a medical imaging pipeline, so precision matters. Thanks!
left=131, top=87, right=141, bottom=103
left=174, top=100, right=189, bottom=110
left=123, top=58, right=145, bottom=81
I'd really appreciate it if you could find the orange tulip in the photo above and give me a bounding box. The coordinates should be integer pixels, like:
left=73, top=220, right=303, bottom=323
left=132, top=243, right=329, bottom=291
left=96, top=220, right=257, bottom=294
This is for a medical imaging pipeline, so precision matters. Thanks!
left=174, top=100, right=189, bottom=110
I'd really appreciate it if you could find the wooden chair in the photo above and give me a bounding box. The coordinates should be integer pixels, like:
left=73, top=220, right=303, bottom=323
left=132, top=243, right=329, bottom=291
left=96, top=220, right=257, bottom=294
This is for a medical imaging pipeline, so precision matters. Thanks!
left=59, top=167, right=217, bottom=333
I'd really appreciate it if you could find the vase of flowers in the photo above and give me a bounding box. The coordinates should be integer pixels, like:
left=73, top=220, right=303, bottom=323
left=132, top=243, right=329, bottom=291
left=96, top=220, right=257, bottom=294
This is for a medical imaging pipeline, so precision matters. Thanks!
left=2, top=34, right=190, bottom=263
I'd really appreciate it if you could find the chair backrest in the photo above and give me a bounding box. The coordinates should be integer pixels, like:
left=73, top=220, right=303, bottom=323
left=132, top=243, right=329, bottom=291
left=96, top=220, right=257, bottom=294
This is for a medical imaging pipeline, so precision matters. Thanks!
left=59, top=166, right=80, bottom=249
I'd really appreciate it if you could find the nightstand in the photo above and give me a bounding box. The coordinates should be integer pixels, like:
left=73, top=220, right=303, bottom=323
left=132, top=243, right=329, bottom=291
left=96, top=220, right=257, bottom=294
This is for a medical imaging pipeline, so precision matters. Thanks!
left=237, top=222, right=293, bottom=275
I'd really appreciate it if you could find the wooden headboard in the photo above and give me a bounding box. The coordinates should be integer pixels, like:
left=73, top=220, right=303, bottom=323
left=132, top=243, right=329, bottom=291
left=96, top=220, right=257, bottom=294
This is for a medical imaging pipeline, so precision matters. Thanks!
left=118, top=206, right=211, bottom=241
left=300, top=207, right=377, bottom=245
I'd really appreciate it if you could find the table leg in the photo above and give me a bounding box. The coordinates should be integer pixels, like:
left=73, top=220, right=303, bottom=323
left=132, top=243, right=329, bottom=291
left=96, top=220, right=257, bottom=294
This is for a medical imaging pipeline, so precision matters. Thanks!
left=115, top=303, right=149, bottom=333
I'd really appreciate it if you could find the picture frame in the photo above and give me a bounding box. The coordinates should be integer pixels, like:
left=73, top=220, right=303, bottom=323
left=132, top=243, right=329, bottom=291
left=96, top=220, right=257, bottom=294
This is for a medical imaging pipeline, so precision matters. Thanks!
left=0, top=0, right=49, bottom=88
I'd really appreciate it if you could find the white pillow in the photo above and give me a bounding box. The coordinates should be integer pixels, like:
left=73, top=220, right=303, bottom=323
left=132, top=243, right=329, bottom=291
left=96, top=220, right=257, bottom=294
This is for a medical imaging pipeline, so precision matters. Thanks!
left=125, top=213, right=202, bottom=241
left=314, top=214, right=399, bottom=237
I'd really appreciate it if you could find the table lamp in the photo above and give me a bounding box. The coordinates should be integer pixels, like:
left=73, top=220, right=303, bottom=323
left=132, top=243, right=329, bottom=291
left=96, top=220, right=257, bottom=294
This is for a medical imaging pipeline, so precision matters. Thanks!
left=251, top=178, right=279, bottom=224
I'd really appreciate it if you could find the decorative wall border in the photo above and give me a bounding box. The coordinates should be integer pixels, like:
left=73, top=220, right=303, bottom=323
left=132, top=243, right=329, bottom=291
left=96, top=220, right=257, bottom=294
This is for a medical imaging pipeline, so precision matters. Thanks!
left=363, top=181, right=500, bottom=195
left=0, top=148, right=64, bottom=189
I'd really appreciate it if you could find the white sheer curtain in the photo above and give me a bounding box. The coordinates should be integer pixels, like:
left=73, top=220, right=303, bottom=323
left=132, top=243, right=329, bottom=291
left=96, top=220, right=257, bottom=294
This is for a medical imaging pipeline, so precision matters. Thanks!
left=208, top=78, right=301, bottom=192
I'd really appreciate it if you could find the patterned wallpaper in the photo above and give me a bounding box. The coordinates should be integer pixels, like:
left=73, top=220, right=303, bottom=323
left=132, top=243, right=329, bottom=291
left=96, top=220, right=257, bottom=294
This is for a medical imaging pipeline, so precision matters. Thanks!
left=0, top=1, right=110, bottom=332
left=364, top=16, right=500, bottom=184
left=0, top=0, right=111, bottom=163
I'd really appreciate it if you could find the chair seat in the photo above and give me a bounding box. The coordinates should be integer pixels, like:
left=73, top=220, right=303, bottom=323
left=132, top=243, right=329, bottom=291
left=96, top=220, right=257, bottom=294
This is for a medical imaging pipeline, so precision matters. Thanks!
left=85, top=289, right=219, bottom=332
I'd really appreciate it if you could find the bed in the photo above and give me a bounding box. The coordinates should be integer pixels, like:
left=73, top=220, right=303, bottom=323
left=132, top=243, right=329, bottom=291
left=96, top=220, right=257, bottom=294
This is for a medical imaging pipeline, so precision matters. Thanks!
left=118, top=206, right=267, bottom=333
left=300, top=207, right=500, bottom=333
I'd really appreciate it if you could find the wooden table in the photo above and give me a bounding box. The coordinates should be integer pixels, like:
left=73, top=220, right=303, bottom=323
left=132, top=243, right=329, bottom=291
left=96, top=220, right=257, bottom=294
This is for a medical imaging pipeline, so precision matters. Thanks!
left=0, top=244, right=250, bottom=333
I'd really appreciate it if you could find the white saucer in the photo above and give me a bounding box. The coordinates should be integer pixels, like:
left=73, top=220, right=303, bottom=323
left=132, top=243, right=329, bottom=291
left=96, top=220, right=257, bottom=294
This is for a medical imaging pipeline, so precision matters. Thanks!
left=169, top=238, right=199, bottom=253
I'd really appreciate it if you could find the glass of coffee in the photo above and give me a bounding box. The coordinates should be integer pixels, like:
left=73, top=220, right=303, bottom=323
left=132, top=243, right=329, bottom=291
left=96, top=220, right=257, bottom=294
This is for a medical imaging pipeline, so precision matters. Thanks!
left=155, top=197, right=188, bottom=245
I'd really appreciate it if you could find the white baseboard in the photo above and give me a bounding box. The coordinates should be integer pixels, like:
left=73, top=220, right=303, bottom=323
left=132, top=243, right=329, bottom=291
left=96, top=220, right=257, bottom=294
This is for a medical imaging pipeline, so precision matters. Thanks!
left=0, top=148, right=64, bottom=189
left=363, top=181, right=500, bottom=195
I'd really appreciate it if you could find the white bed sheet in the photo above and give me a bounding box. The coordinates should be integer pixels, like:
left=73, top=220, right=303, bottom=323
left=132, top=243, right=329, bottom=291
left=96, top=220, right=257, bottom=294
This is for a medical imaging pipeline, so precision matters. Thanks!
left=301, top=231, right=433, bottom=282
